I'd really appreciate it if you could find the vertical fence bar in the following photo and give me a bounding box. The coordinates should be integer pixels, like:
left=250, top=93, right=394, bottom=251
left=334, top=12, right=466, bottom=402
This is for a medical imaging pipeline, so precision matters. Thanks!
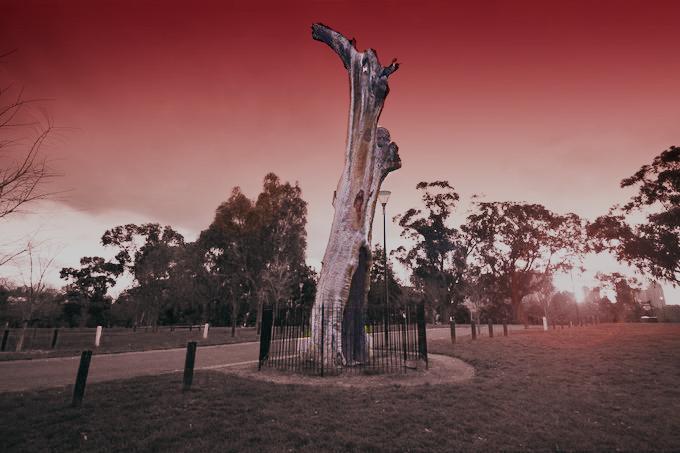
left=320, top=304, right=325, bottom=377
left=401, top=314, right=407, bottom=366
left=258, top=308, right=273, bottom=370
left=417, top=303, right=428, bottom=368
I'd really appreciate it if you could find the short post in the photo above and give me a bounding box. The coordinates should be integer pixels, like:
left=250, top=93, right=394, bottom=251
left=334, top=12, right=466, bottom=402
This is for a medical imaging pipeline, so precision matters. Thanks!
left=72, top=350, right=93, bottom=407
left=449, top=317, right=456, bottom=344
left=552, top=321, right=556, bottom=330
left=94, top=326, right=103, bottom=347
left=488, top=319, right=494, bottom=338
left=51, top=328, right=60, bottom=349
left=569, top=321, right=573, bottom=328
left=471, top=321, right=477, bottom=340
left=202, top=323, right=209, bottom=340
left=542, top=316, right=548, bottom=331
left=502, top=321, right=508, bottom=337
left=182, top=341, right=197, bottom=392
left=15, top=322, right=27, bottom=352
left=1, top=329, right=9, bottom=351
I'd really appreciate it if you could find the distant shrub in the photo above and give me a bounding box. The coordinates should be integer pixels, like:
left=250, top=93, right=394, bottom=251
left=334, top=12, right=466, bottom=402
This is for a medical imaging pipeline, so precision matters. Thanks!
left=658, top=306, right=680, bottom=323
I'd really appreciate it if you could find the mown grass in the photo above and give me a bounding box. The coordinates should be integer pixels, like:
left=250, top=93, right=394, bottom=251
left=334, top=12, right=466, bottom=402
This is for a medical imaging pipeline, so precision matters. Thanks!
left=0, top=326, right=259, bottom=361
left=1, top=324, right=679, bottom=452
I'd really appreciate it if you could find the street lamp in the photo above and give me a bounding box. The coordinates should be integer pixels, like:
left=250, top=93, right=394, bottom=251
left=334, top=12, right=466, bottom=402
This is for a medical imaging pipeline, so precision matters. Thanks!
left=378, top=190, right=391, bottom=314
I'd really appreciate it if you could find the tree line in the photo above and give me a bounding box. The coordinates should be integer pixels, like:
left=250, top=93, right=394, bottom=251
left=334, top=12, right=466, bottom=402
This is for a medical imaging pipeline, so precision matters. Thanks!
left=1, top=146, right=679, bottom=328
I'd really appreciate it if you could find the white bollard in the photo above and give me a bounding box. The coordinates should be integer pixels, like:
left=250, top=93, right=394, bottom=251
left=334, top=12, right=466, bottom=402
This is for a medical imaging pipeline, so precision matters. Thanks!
left=202, top=323, right=209, bottom=339
left=542, top=316, right=548, bottom=331
left=95, top=325, right=103, bottom=347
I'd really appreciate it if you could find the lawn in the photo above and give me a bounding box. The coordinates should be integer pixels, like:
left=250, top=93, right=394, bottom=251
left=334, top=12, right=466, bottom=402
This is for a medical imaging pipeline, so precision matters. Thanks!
left=1, top=323, right=679, bottom=452
left=0, top=326, right=259, bottom=361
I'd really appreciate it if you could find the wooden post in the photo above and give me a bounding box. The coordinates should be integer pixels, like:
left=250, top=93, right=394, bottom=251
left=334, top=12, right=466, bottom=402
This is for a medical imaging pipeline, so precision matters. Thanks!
left=94, top=326, right=102, bottom=347
left=202, top=323, right=209, bottom=340
left=449, top=318, right=456, bottom=344
left=15, top=321, right=27, bottom=352
left=72, top=350, right=92, bottom=407
left=182, top=342, right=197, bottom=392
left=51, top=328, right=59, bottom=349
left=1, top=329, right=8, bottom=351
left=231, top=302, right=237, bottom=338
left=503, top=321, right=508, bottom=337
left=471, top=321, right=477, bottom=340
left=488, top=320, right=493, bottom=338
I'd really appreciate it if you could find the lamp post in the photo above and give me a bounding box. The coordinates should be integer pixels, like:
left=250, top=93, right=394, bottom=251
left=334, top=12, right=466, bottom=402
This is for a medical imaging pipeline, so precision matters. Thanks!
left=378, top=190, right=391, bottom=349
left=378, top=190, right=391, bottom=314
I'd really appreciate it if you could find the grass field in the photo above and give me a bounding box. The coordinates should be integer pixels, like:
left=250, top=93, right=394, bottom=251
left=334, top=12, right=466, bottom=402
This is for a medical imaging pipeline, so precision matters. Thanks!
left=1, top=323, right=679, bottom=452
left=0, top=326, right=259, bottom=361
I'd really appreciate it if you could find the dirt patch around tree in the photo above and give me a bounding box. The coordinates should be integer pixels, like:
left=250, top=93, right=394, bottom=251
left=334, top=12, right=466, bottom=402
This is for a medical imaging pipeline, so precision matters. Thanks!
left=217, top=353, right=474, bottom=388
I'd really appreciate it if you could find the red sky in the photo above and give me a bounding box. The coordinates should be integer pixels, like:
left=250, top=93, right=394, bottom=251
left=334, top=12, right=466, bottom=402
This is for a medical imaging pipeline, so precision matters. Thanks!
left=1, top=0, right=679, bottom=297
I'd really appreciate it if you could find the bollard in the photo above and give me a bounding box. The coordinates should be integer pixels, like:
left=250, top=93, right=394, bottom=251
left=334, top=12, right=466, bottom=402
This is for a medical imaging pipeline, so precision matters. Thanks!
left=471, top=321, right=477, bottom=340
left=51, top=328, right=60, bottom=349
left=202, top=323, right=209, bottom=340
left=15, top=322, right=27, bottom=352
left=95, top=326, right=102, bottom=347
left=450, top=318, right=456, bottom=344
left=503, top=321, right=508, bottom=337
left=542, top=316, right=548, bottom=331
left=72, top=350, right=93, bottom=407
left=182, top=341, right=197, bottom=392
left=488, top=320, right=494, bottom=338
left=1, top=329, right=8, bottom=351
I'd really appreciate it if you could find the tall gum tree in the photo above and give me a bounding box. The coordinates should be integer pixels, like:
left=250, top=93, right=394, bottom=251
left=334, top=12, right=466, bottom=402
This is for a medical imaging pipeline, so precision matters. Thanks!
left=309, top=24, right=401, bottom=367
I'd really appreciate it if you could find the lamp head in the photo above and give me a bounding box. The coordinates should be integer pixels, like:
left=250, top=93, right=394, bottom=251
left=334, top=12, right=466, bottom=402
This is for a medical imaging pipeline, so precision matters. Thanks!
left=378, top=190, right=391, bottom=205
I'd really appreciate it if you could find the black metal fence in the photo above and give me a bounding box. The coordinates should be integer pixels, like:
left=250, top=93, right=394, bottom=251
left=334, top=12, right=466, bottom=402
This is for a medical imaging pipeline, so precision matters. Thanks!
left=258, top=303, right=427, bottom=376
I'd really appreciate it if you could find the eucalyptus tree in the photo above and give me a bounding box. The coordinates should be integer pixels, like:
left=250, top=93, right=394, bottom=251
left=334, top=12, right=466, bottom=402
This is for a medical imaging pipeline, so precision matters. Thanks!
left=101, top=223, right=185, bottom=327
left=588, top=146, right=680, bottom=284
left=394, top=181, right=475, bottom=320
left=464, top=202, right=585, bottom=323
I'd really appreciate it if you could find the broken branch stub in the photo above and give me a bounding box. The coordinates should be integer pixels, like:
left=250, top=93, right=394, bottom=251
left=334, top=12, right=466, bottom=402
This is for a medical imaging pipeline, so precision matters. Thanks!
left=309, top=23, right=401, bottom=368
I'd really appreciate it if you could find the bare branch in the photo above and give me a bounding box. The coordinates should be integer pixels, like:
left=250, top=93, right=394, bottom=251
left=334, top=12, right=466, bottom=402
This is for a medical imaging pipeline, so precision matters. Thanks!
left=311, top=23, right=355, bottom=70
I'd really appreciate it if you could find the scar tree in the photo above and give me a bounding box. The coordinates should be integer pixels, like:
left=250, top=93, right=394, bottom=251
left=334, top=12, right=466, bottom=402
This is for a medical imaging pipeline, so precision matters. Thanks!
left=309, top=24, right=401, bottom=366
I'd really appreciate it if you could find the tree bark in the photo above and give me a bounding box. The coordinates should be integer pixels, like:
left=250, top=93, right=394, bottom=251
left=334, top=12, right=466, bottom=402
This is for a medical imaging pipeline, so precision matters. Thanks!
left=309, top=23, right=401, bottom=368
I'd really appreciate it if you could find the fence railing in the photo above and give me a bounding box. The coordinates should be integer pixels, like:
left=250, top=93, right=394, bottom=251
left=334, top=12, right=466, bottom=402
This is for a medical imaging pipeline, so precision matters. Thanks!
left=258, top=303, right=428, bottom=376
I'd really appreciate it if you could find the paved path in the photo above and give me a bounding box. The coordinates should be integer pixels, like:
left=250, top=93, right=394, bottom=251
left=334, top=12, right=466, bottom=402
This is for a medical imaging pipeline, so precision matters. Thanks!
left=0, top=341, right=260, bottom=393
left=0, top=325, right=534, bottom=393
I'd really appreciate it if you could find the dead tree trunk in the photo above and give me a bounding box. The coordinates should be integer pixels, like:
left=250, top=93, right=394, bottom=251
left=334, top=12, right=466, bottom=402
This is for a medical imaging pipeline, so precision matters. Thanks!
left=309, top=23, right=401, bottom=368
